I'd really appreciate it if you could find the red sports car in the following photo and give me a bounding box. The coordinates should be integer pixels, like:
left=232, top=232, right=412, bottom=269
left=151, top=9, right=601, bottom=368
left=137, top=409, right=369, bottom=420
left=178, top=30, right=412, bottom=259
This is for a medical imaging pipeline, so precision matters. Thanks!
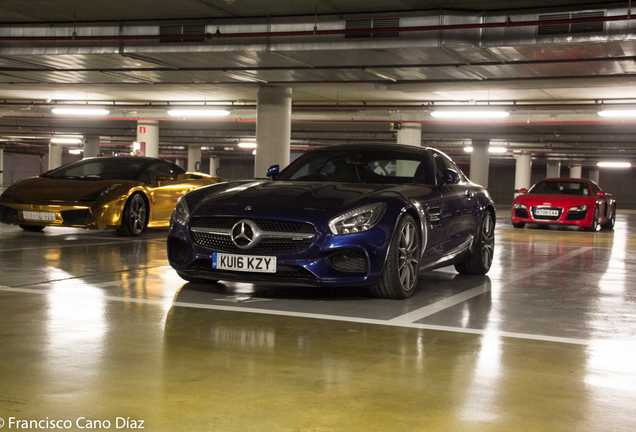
left=511, top=178, right=616, bottom=231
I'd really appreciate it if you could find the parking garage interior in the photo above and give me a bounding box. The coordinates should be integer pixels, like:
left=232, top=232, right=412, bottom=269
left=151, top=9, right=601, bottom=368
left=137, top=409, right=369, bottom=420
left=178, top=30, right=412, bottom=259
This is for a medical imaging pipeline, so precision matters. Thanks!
left=2, top=1, right=636, bottom=431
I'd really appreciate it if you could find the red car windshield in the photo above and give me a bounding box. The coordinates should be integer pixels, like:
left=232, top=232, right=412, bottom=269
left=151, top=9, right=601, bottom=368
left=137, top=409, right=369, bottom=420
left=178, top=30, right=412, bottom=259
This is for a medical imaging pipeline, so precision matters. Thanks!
left=529, top=181, right=590, bottom=196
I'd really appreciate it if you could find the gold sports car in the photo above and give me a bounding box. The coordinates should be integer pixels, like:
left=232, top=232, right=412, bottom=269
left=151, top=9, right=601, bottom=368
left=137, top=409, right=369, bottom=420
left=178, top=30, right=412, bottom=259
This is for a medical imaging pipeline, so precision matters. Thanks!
left=0, top=155, right=225, bottom=236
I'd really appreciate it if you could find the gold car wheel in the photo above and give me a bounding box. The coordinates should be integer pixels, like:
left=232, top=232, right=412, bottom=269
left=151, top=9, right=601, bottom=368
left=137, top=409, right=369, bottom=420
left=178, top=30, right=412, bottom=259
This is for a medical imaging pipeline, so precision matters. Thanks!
left=118, top=193, right=148, bottom=237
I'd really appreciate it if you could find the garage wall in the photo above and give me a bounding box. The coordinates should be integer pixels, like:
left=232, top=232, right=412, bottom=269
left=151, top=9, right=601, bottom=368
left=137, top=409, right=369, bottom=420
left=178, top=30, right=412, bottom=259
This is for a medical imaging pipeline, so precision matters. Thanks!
left=1, top=154, right=45, bottom=185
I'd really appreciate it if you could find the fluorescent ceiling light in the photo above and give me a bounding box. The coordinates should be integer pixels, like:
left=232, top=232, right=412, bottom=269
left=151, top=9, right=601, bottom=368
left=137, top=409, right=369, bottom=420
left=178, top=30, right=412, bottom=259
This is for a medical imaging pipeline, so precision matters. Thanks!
left=51, top=108, right=110, bottom=115
left=597, top=162, right=631, bottom=168
left=431, top=111, right=510, bottom=118
left=68, top=149, right=84, bottom=155
left=50, top=138, right=82, bottom=144
left=167, top=110, right=230, bottom=117
left=463, top=146, right=508, bottom=153
left=489, top=147, right=508, bottom=153
left=238, top=142, right=257, bottom=148
left=597, top=110, right=636, bottom=117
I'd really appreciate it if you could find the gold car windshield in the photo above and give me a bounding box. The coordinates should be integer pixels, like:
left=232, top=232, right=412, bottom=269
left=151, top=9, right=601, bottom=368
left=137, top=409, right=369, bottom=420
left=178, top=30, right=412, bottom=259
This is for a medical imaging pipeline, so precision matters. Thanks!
left=42, top=158, right=153, bottom=181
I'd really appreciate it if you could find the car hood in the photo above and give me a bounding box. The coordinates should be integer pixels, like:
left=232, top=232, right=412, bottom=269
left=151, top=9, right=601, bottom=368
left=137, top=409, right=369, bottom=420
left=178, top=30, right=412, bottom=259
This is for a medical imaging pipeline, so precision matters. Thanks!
left=191, top=180, right=413, bottom=217
left=514, top=193, right=594, bottom=206
left=1, top=176, right=133, bottom=203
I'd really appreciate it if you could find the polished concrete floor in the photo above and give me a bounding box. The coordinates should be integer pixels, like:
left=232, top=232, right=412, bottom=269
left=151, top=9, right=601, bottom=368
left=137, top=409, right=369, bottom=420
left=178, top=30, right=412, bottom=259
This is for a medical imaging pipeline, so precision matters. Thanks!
left=1, top=211, right=635, bottom=431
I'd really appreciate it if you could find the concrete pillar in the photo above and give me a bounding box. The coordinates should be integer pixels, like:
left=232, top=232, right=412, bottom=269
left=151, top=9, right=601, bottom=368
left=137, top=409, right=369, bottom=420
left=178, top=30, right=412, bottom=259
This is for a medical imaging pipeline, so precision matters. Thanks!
left=84, top=135, right=100, bottom=159
left=396, top=123, right=422, bottom=146
left=255, top=86, right=292, bottom=178
left=209, top=156, right=220, bottom=177
left=48, top=143, right=63, bottom=170
left=188, top=147, right=202, bottom=172
left=469, top=140, right=490, bottom=188
left=136, top=120, right=159, bottom=158
left=175, top=158, right=185, bottom=169
left=546, top=161, right=561, bottom=178
left=0, top=148, right=3, bottom=186
left=588, top=168, right=600, bottom=185
left=514, top=153, right=532, bottom=196
left=569, top=164, right=582, bottom=179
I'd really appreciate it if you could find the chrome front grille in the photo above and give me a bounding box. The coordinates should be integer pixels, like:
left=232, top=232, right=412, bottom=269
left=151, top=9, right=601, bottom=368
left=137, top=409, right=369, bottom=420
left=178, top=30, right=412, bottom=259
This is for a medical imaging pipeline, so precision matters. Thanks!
left=190, top=216, right=315, bottom=254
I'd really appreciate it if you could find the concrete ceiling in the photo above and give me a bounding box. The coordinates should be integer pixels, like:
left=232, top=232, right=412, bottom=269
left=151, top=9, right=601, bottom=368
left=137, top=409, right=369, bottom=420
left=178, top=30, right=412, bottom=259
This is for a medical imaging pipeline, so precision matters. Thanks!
left=1, top=0, right=636, bottom=167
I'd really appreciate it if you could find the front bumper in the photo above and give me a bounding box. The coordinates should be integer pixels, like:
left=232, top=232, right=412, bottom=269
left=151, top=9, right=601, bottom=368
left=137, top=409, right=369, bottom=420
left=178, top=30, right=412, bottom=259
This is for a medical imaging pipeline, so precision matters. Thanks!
left=511, top=204, right=593, bottom=227
left=167, top=216, right=394, bottom=287
left=0, top=198, right=127, bottom=230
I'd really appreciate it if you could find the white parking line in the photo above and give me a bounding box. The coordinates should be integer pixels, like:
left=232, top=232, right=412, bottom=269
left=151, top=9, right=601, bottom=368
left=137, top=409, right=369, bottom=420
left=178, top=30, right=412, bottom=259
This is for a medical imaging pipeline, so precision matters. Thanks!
left=0, top=284, right=591, bottom=346
left=387, top=246, right=593, bottom=324
left=387, top=284, right=492, bottom=325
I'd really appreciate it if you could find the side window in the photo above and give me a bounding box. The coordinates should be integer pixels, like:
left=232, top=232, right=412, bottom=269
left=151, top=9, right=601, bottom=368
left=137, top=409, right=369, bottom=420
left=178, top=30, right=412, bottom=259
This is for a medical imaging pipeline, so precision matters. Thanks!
left=146, top=162, right=177, bottom=182
left=432, top=152, right=464, bottom=185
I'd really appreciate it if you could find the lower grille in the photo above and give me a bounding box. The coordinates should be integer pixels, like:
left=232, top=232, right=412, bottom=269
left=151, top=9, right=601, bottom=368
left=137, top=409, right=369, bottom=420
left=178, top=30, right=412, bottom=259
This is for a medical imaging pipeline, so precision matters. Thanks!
left=514, top=208, right=529, bottom=219
left=0, top=204, right=18, bottom=221
left=168, top=237, right=193, bottom=265
left=61, top=209, right=93, bottom=226
left=566, top=212, right=587, bottom=221
left=327, top=249, right=368, bottom=273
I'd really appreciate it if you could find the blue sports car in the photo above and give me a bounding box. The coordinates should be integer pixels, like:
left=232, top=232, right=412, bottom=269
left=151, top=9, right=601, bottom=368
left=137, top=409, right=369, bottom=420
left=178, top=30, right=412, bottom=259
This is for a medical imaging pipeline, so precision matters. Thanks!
left=167, top=144, right=495, bottom=299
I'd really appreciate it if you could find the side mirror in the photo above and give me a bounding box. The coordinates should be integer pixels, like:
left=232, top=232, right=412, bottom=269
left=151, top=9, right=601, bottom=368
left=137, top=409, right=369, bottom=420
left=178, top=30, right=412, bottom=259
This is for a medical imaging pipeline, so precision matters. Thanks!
left=596, top=190, right=606, bottom=197
left=519, top=188, right=528, bottom=194
left=442, top=168, right=460, bottom=185
left=266, top=165, right=280, bottom=180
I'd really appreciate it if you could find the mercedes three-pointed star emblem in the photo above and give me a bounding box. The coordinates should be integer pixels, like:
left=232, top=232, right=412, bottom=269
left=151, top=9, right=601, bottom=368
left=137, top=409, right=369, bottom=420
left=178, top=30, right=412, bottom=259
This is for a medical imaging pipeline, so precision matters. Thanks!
left=231, top=219, right=258, bottom=249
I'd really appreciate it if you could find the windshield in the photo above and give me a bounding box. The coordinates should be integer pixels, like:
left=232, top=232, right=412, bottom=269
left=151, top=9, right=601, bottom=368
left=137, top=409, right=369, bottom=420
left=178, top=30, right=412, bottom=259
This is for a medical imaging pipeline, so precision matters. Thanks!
left=277, top=149, right=432, bottom=184
left=42, top=158, right=152, bottom=181
left=529, top=180, right=591, bottom=196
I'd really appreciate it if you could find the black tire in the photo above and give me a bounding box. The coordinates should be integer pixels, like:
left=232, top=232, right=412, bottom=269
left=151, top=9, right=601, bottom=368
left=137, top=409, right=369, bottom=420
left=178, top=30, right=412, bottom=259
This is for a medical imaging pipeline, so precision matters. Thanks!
left=177, top=272, right=218, bottom=284
left=584, top=206, right=600, bottom=232
left=600, top=204, right=616, bottom=230
left=118, top=193, right=148, bottom=237
left=455, top=212, right=495, bottom=275
left=512, top=221, right=525, bottom=229
left=371, top=214, right=421, bottom=299
left=19, top=224, right=45, bottom=232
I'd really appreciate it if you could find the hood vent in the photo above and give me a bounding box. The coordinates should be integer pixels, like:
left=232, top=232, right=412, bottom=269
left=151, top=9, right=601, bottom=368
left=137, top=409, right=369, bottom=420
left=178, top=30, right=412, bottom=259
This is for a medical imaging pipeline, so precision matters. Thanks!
left=538, top=11, right=604, bottom=36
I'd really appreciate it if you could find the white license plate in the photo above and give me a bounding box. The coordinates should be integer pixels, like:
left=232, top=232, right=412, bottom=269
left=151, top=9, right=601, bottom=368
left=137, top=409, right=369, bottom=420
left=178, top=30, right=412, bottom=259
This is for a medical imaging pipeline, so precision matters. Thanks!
left=535, top=209, right=559, bottom=217
left=23, top=211, right=57, bottom=221
left=212, top=253, right=277, bottom=273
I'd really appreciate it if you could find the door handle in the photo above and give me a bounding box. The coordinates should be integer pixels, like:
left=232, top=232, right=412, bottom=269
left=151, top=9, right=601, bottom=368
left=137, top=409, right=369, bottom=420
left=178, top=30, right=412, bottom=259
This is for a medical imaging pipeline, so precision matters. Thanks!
left=465, top=190, right=475, bottom=199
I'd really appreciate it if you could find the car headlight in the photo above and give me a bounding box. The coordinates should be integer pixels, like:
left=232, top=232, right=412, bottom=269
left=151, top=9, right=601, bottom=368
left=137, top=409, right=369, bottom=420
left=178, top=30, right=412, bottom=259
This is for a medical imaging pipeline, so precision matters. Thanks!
left=568, top=205, right=588, bottom=213
left=172, top=197, right=190, bottom=226
left=82, top=184, right=121, bottom=201
left=514, top=202, right=527, bottom=210
left=329, top=203, right=386, bottom=236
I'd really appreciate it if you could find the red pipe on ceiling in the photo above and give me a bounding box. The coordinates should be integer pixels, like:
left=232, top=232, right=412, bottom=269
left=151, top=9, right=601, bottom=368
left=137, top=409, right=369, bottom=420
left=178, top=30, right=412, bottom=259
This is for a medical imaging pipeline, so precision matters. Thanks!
left=0, top=14, right=631, bottom=42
